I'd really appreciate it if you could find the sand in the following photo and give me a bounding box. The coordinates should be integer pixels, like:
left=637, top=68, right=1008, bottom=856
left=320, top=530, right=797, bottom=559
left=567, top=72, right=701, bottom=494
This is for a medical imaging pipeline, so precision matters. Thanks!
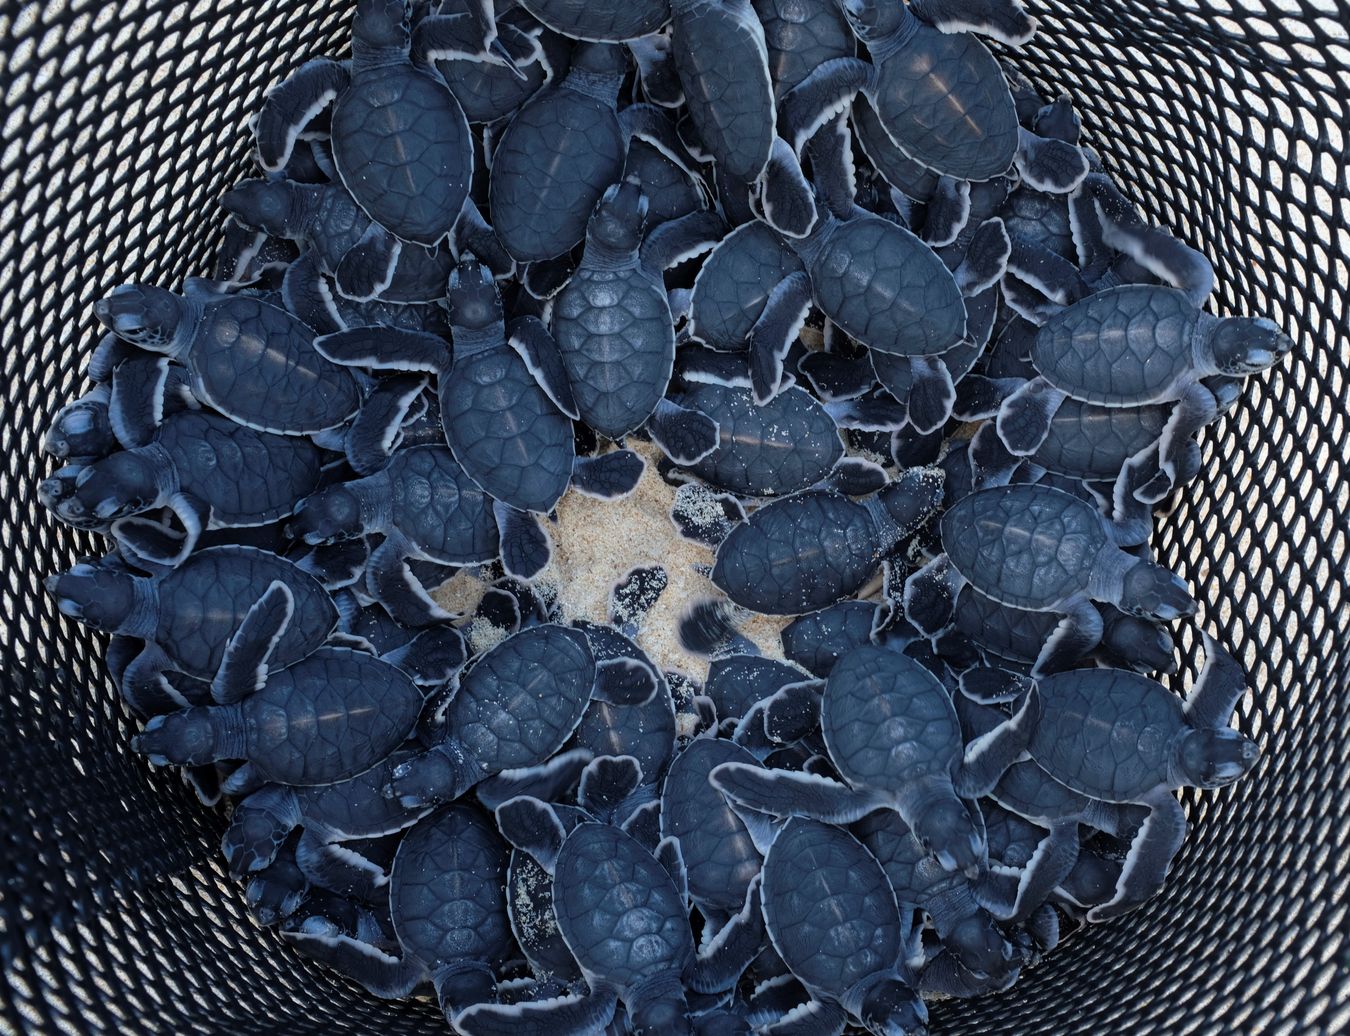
left=432, top=439, right=791, bottom=682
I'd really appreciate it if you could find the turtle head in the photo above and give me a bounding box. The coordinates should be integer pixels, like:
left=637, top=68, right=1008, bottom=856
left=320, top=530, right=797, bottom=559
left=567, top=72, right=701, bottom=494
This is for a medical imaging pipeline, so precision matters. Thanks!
left=1175, top=726, right=1260, bottom=789
left=911, top=799, right=985, bottom=877
left=44, top=562, right=138, bottom=632
left=94, top=285, right=188, bottom=354
left=1119, top=560, right=1196, bottom=623
left=570, top=41, right=628, bottom=79
left=353, top=0, right=410, bottom=50
left=445, top=256, right=503, bottom=331
left=945, top=914, right=1021, bottom=984
left=288, top=484, right=368, bottom=544
left=46, top=394, right=116, bottom=462
left=52, top=451, right=165, bottom=526
left=219, top=178, right=304, bottom=237
left=839, top=0, right=909, bottom=43
left=857, top=977, right=928, bottom=1036
left=1206, top=317, right=1295, bottom=376
left=132, top=709, right=218, bottom=767
left=588, top=180, right=648, bottom=253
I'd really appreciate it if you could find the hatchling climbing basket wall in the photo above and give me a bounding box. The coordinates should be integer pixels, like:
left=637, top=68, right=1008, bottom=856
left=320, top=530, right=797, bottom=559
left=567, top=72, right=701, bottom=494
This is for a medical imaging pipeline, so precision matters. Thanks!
left=1, top=0, right=1346, bottom=1031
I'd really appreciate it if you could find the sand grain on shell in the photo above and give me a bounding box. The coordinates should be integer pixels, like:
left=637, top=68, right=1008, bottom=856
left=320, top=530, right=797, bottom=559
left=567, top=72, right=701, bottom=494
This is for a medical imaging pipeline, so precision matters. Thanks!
left=432, top=439, right=789, bottom=681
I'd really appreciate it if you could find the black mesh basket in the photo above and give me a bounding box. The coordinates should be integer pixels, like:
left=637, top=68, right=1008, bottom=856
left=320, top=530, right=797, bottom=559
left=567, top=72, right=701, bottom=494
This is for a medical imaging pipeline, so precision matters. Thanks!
left=2, top=0, right=1347, bottom=1032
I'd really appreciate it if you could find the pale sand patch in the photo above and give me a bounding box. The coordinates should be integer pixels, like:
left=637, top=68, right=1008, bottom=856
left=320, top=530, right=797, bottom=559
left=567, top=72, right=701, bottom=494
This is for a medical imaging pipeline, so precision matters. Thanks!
left=431, top=438, right=790, bottom=682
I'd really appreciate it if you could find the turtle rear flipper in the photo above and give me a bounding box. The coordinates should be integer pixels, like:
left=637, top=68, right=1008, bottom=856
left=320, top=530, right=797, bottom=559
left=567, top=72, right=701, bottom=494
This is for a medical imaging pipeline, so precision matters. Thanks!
left=749, top=271, right=812, bottom=404
left=345, top=375, right=427, bottom=475
left=334, top=225, right=403, bottom=302
left=921, top=176, right=972, bottom=248
left=492, top=501, right=552, bottom=582
left=763, top=680, right=824, bottom=745
left=904, top=355, right=958, bottom=434
left=211, top=580, right=295, bottom=704
left=1031, top=596, right=1104, bottom=676
left=456, top=988, right=621, bottom=1036
left=903, top=554, right=966, bottom=635
left=508, top=316, right=579, bottom=420
left=494, top=796, right=568, bottom=874
left=255, top=58, right=351, bottom=172
left=383, top=625, right=468, bottom=686
left=1086, top=788, right=1188, bottom=923
left=365, top=536, right=453, bottom=628
left=281, top=916, right=427, bottom=999
left=109, top=355, right=172, bottom=448
left=647, top=398, right=720, bottom=466
left=579, top=755, right=645, bottom=820
left=282, top=251, right=344, bottom=336
left=799, top=351, right=873, bottom=402
left=710, top=763, right=886, bottom=824
left=1013, top=128, right=1089, bottom=195
left=985, top=818, right=1080, bottom=923
left=688, top=875, right=763, bottom=994
left=572, top=449, right=646, bottom=499
left=995, top=377, right=1066, bottom=455
left=295, top=831, right=388, bottom=900
left=816, top=456, right=886, bottom=496
left=910, top=0, right=1037, bottom=45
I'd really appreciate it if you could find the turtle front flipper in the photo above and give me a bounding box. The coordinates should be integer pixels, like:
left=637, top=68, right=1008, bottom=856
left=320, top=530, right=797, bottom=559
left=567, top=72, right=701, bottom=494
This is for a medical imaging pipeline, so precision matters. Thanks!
left=995, top=377, right=1067, bottom=455
left=456, top=988, right=621, bottom=1036
left=1092, top=188, right=1215, bottom=306
left=113, top=493, right=209, bottom=569
left=757, top=138, right=818, bottom=240
left=921, top=177, right=972, bottom=249
left=1182, top=632, right=1250, bottom=731
left=777, top=57, right=873, bottom=155
left=1031, top=595, right=1104, bottom=675
left=333, top=226, right=403, bottom=304
left=474, top=747, right=593, bottom=813
left=108, top=355, right=173, bottom=448
left=903, top=553, right=966, bottom=635
left=295, top=830, right=389, bottom=900
left=758, top=998, right=849, bottom=1036
left=313, top=325, right=448, bottom=373
left=255, top=58, right=351, bottom=172
left=1005, top=231, right=1088, bottom=305
left=492, top=501, right=552, bottom=582
left=955, top=685, right=1040, bottom=798
left=119, top=642, right=191, bottom=715
left=507, top=315, right=579, bottom=419
left=749, top=270, right=812, bottom=404
left=382, top=625, right=468, bottom=686
left=281, top=914, right=428, bottom=999
left=710, top=764, right=886, bottom=824
left=647, top=398, right=721, bottom=465
left=345, top=375, right=428, bottom=475
left=282, top=251, right=344, bottom=336
left=1086, top=787, right=1188, bottom=923
left=211, top=580, right=296, bottom=704
left=494, top=795, right=568, bottom=874
left=984, top=818, right=1080, bottom=923
left=763, top=680, right=824, bottom=745
left=903, top=355, right=958, bottom=435
left=688, top=875, right=763, bottom=994
left=365, top=535, right=454, bottom=628
left=454, top=199, right=516, bottom=279
left=968, top=421, right=1021, bottom=489
left=909, top=0, right=1037, bottom=45
left=1013, top=127, right=1089, bottom=195
left=1135, top=380, right=1220, bottom=503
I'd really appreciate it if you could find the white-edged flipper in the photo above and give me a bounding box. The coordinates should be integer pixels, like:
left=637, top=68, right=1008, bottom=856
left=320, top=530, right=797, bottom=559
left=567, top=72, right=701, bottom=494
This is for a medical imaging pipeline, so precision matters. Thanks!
left=670, top=482, right=745, bottom=548
left=798, top=351, right=874, bottom=402
left=211, top=581, right=294, bottom=705
left=334, top=223, right=403, bottom=303
left=821, top=396, right=908, bottom=432
left=763, top=680, right=824, bottom=744
left=749, top=271, right=813, bottom=404
left=911, top=0, right=1037, bottom=45
left=955, top=217, right=1012, bottom=297
left=455, top=988, right=620, bottom=1036
left=1096, top=199, right=1215, bottom=306
left=678, top=598, right=755, bottom=658
left=281, top=915, right=427, bottom=999
left=475, top=748, right=593, bottom=813
left=610, top=565, right=669, bottom=637
left=995, top=376, right=1065, bottom=455
left=921, top=177, right=971, bottom=248
left=366, top=536, right=453, bottom=627
left=759, top=998, right=849, bottom=1036
left=346, top=375, right=427, bottom=475
left=955, top=686, right=1040, bottom=798
left=508, top=316, right=580, bottom=419
left=383, top=625, right=468, bottom=686
left=640, top=210, right=727, bottom=271
left=254, top=58, right=349, bottom=171
left=986, top=819, right=1080, bottom=923
left=629, top=33, right=684, bottom=108
left=314, top=326, right=447, bottom=372
left=777, top=58, right=871, bottom=154
left=1087, top=788, right=1187, bottom=923
left=493, top=501, right=552, bottom=581
left=647, top=397, right=721, bottom=465
left=294, top=831, right=389, bottom=899
left=109, top=356, right=171, bottom=448
left=817, top=456, right=887, bottom=496
left=710, top=763, right=887, bottom=823
left=903, top=553, right=966, bottom=634
left=593, top=657, right=660, bottom=706
left=903, top=356, right=957, bottom=435
left=1031, top=595, right=1103, bottom=676
left=689, top=874, right=764, bottom=994
left=802, top=115, right=854, bottom=224
left=968, top=419, right=1021, bottom=489
left=1182, top=631, right=1249, bottom=730
left=494, top=795, right=567, bottom=874
left=572, top=449, right=646, bottom=498
left=1014, top=128, right=1089, bottom=195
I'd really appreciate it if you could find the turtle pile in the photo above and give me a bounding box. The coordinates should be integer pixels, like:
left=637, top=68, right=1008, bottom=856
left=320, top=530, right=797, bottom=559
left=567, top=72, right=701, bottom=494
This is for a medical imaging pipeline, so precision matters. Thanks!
left=39, top=0, right=1286, bottom=1031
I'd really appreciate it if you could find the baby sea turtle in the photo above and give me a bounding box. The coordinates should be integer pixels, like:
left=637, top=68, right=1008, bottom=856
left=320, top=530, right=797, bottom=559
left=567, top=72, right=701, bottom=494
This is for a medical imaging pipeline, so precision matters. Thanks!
left=221, top=745, right=431, bottom=891
left=687, top=221, right=805, bottom=353
left=255, top=0, right=477, bottom=248
left=854, top=808, right=1023, bottom=998
left=489, top=43, right=632, bottom=262
left=907, top=483, right=1194, bottom=674
left=552, top=180, right=724, bottom=456
left=714, top=645, right=987, bottom=875
left=996, top=285, right=1294, bottom=495
left=704, top=467, right=942, bottom=615
left=45, top=545, right=336, bottom=715
left=459, top=805, right=764, bottom=1036
left=660, top=737, right=768, bottom=917
left=315, top=257, right=643, bottom=579
left=758, top=817, right=927, bottom=1036
left=43, top=410, right=324, bottom=567
left=781, top=0, right=1034, bottom=183
left=289, top=444, right=498, bottom=626
left=94, top=283, right=360, bottom=435
left=132, top=588, right=422, bottom=787
left=968, top=634, right=1260, bottom=920
left=388, top=623, right=613, bottom=807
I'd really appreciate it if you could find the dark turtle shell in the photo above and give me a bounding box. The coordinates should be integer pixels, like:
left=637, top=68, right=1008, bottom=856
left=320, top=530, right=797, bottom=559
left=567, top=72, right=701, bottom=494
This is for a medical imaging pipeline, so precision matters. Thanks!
left=781, top=600, right=878, bottom=677
left=553, top=823, right=694, bottom=989
left=1032, top=286, right=1202, bottom=405
left=157, top=411, right=323, bottom=527
left=671, top=0, right=775, bottom=182
left=712, top=490, right=883, bottom=615
left=448, top=624, right=595, bottom=775
left=661, top=738, right=764, bottom=913
left=187, top=296, right=360, bottom=434
left=390, top=805, right=513, bottom=969
left=386, top=445, right=499, bottom=564
left=941, top=485, right=1109, bottom=611
left=753, top=0, right=853, bottom=100
left=1031, top=397, right=1171, bottom=480
left=331, top=65, right=473, bottom=246
left=1027, top=668, right=1186, bottom=802
left=489, top=71, right=626, bottom=262
left=623, top=139, right=705, bottom=224
left=436, top=21, right=567, bottom=124
left=244, top=647, right=422, bottom=785
left=821, top=646, right=960, bottom=791
left=992, top=759, right=1096, bottom=824
left=1001, top=187, right=1075, bottom=259
left=553, top=259, right=674, bottom=439
left=293, top=747, right=428, bottom=838
left=157, top=546, right=337, bottom=679
left=689, top=222, right=803, bottom=350
left=516, top=0, right=668, bottom=42
left=705, top=654, right=809, bottom=721
left=680, top=382, right=842, bottom=497
left=441, top=345, right=576, bottom=513
left=852, top=95, right=941, bottom=201
left=760, top=816, right=905, bottom=996
left=872, top=23, right=1018, bottom=182
left=853, top=808, right=946, bottom=908
left=952, top=585, right=1060, bottom=664
left=804, top=213, right=965, bottom=357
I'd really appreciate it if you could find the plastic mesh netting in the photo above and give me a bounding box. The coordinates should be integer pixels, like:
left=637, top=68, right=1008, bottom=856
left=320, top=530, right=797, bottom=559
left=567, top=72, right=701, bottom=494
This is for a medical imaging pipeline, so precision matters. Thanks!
left=1, top=0, right=1346, bottom=1032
